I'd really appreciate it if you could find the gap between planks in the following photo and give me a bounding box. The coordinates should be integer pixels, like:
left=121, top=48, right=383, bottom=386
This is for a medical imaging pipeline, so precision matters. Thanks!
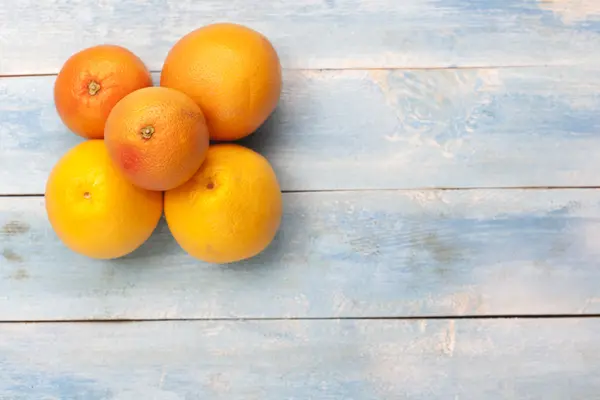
left=0, top=63, right=582, bottom=79
left=4, top=314, right=600, bottom=324
left=3, top=186, right=600, bottom=198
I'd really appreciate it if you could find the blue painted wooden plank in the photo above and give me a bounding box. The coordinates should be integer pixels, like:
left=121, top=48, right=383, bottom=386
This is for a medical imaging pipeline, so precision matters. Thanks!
left=2, top=190, right=600, bottom=320
left=0, top=318, right=598, bottom=399
left=2, top=67, right=600, bottom=194
left=1, top=0, right=600, bottom=74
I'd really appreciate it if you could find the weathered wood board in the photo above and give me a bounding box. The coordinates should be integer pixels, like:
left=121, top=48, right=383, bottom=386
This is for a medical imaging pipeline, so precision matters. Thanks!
left=2, top=66, right=600, bottom=194
left=2, top=190, right=600, bottom=321
left=2, top=0, right=600, bottom=397
left=1, top=318, right=598, bottom=399
left=2, top=0, right=600, bottom=74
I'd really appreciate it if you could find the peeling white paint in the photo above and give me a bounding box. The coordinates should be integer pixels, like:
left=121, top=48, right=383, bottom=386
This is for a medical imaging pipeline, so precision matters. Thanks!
left=538, top=0, right=600, bottom=23
left=442, top=320, right=456, bottom=357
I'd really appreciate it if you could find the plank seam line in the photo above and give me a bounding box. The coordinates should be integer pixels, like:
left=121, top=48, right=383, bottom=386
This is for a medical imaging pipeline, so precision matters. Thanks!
left=0, top=63, right=586, bottom=79
left=3, top=314, right=600, bottom=324
left=283, top=186, right=600, bottom=193
left=283, top=64, right=573, bottom=71
left=3, top=186, right=600, bottom=198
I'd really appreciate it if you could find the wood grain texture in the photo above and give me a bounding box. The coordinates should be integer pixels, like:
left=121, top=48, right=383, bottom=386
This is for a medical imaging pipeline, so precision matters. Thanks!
left=2, top=66, right=600, bottom=194
left=2, top=0, right=600, bottom=74
left=2, top=190, right=600, bottom=320
left=0, top=318, right=598, bottom=399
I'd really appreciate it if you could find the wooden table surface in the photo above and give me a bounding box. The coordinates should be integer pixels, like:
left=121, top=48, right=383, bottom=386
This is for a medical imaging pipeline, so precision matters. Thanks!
left=2, top=1, right=600, bottom=398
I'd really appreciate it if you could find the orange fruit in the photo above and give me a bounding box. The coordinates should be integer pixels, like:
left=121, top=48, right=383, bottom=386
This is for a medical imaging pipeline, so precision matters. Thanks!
left=165, top=144, right=282, bottom=263
left=160, top=22, right=282, bottom=141
left=104, top=86, right=210, bottom=191
left=54, top=44, right=152, bottom=139
left=45, top=140, right=163, bottom=259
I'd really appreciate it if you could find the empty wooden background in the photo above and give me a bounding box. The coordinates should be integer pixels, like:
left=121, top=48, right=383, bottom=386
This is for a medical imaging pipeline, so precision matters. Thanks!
left=1, top=0, right=600, bottom=398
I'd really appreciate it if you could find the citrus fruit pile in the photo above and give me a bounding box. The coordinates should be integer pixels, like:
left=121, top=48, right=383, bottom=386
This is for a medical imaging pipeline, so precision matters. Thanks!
left=45, top=22, right=283, bottom=263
